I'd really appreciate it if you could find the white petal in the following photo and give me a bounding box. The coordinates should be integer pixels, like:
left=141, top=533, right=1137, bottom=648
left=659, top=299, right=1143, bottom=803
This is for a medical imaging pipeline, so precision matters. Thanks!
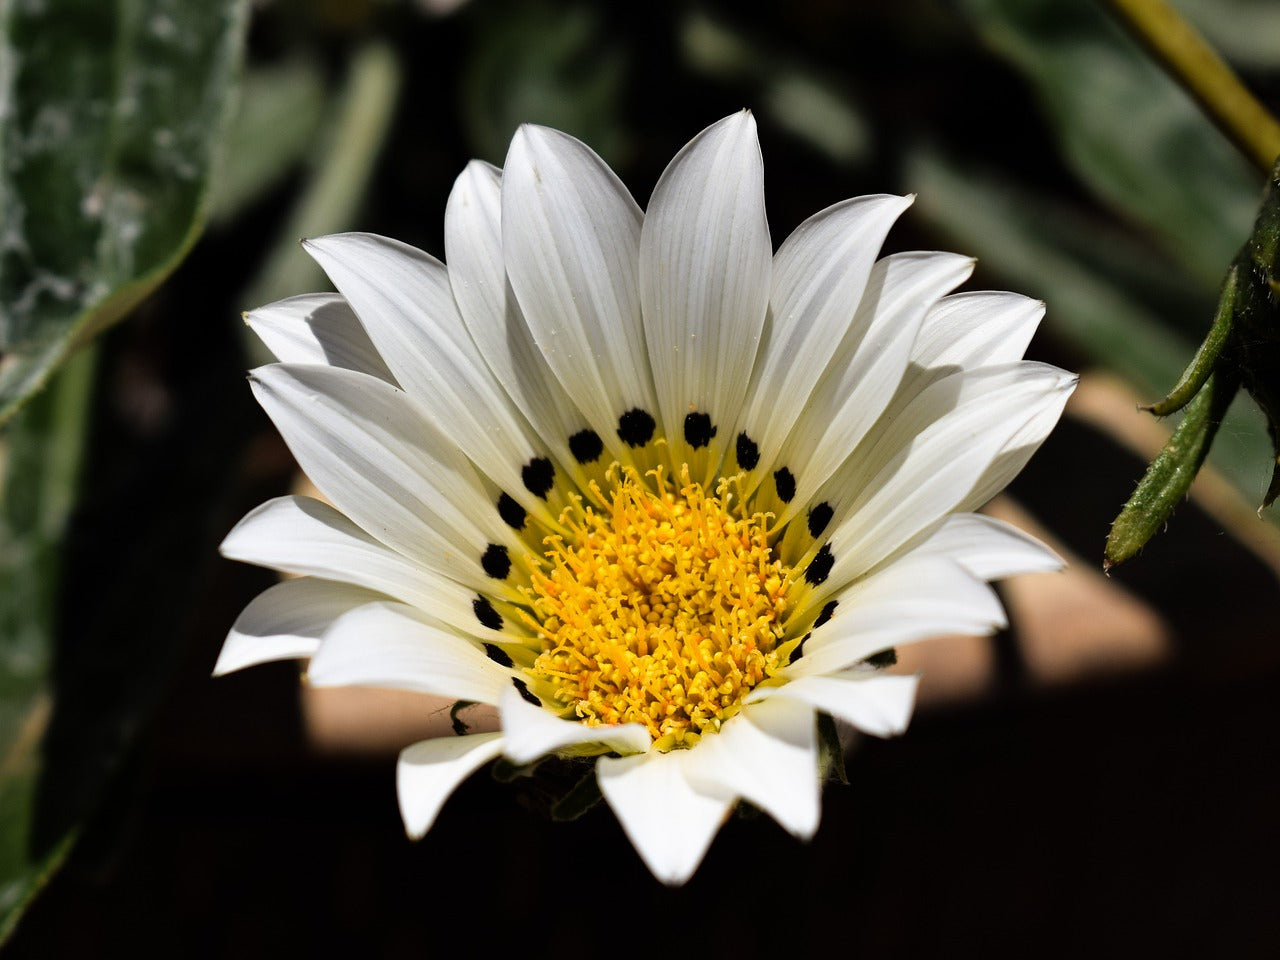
left=596, top=749, right=733, bottom=886
left=771, top=252, right=976, bottom=517
left=501, top=125, right=654, bottom=453
left=959, top=386, right=1075, bottom=513
left=249, top=364, right=518, bottom=589
left=910, top=513, right=1064, bottom=579
left=309, top=601, right=513, bottom=705
left=750, top=672, right=919, bottom=738
left=498, top=685, right=650, bottom=765
left=788, top=556, right=1005, bottom=677
left=303, top=233, right=555, bottom=521
left=214, top=577, right=385, bottom=676
left=819, top=362, right=1077, bottom=586
left=742, top=194, right=912, bottom=463
left=220, top=495, right=508, bottom=632
left=245, top=293, right=396, bottom=382
left=910, top=290, right=1045, bottom=374
left=685, top=696, right=820, bottom=839
left=639, top=111, right=771, bottom=465
left=444, top=162, right=512, bottom=356
left=445, top=161, right=590, bottom=470
left=398, top=732, right=505, bottom=838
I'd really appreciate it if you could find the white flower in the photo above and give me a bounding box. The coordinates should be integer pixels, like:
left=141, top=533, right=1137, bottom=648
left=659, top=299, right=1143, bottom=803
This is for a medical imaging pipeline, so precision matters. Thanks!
left=217, top=112, right=1074, bottom=885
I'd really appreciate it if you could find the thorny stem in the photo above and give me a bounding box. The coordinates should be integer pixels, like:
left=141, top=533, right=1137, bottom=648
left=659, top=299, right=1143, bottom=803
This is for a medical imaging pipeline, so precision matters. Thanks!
left=1103, top=0, right=1280, bottom=175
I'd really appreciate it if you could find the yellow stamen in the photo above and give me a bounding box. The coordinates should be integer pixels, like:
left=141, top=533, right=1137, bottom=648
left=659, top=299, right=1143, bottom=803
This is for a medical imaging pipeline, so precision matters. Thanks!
left=522, top=463, right=792, bottom=749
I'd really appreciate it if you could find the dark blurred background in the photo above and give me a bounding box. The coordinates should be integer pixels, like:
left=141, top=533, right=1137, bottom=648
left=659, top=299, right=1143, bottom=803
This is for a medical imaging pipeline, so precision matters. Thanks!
left=3, top=0, right=1279, bottom=955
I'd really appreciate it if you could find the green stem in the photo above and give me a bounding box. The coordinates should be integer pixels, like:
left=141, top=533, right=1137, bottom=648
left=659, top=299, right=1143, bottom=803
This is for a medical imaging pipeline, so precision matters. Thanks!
left=1103, top=0, right=1280, bottom=175
left=1105, top=368, right=1241, bottom=569
left=1143, top=264, right=1236, bottom=416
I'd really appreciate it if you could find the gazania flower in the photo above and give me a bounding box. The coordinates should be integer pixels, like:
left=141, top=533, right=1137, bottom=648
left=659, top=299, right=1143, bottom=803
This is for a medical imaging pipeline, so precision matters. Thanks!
left=218, top=112, right=1073, bottom=885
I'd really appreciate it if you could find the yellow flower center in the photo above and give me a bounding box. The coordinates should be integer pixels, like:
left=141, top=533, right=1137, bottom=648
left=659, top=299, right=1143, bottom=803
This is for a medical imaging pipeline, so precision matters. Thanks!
left=522, top=464, right=793, bottom=750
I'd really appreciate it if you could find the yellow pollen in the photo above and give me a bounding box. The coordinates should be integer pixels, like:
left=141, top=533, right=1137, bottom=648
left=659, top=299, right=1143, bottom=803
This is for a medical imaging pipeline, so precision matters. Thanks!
left=523, top=464, right=792, bottom=749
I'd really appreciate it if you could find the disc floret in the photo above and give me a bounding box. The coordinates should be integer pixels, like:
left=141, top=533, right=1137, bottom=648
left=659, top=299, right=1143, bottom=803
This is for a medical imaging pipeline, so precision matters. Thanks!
left=524, top=464, right=793, bottom=749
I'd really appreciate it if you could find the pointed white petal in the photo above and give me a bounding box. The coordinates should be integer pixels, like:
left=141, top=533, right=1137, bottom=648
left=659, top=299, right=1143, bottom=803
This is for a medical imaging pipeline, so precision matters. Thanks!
left=685, top=696, right=820, bottom=839
left=501, top=125, right=654, bottom=453
left=640, top=112, right=771, bottom=461
left=789, top=556, right=1005, bottom=677
left=910, top=290, right=1045, bottom=373
left=818, top=363, right=1077, bottom=586
left=309, top=601, right=513, bottom=705
left=498, top=685, right=650, bottom=765
left=445, top=161, right=589, bottom=469
left=245, top=293, right=396, bottom=382
left=596, top=749, right=733, bottom=886
left=445, top=162, right=512, bottom=355
left=214, top=578, right=385, bottom=676
left=771, top=252, right=976, bottom=516
left=742, top=194, right=912, bottom=462
left=220, top=495, right=508, bottom=632
left=959, top=383, right=1075, bottom=512
left=303, top=233, right=554, bottom=520
left=911, top=513, right=1064, bottom=579
left=249, top=364, right=519, bottom=589
left=398, top=732, right=505, bottom=838
left=750, top=672, right=919, bottom=738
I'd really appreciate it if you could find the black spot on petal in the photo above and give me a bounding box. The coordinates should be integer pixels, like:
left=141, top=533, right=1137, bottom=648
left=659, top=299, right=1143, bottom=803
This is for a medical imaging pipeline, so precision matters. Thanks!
left=617, top=408, right=656, bottom=447
left=483, top=643, right=513, bottom=668
left=774, top=467, right=796, bottom=504
left=683, top=412, right=717, bottom=449
left=473, top=596, right=503, bottom=630
left=522, top=457, right=555, bottom=499
left=814, top=600, right=838, bottom=629
left=568, top=429, right=604, bottom=464
left=792, top=633, right=810, bottom=662
left=481, top=543, right=511, bottom=579
left=513, top=677, right=540, bottom=706
left=864, top=648, right=898, bottom=669
left=805, top=544, right=834, bottom=586
left=497, top=493, right=526, bottom=530
left=807, top=502, right=834, bottom=538
left=736, top=432, right=760, bottom=470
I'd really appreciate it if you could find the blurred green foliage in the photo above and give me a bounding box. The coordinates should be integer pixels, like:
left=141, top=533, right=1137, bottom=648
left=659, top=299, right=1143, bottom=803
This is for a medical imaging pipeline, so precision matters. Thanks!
left=0, top=347, right=94, bottom=941
left=966, top=0, right=1257, bottom=288
left=0, top=0, right=248, bottom=938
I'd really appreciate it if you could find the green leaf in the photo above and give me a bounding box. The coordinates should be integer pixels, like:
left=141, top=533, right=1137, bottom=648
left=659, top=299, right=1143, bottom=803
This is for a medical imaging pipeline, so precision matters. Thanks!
left=1106, top=370, right=1241, bottom=567
left=1144, top=266, right=1237, bottom=417
left=817, top=713, right=848, bottom=786
left=0, top=345, right=96, bottom=943
left=491, top=756, right=543, bottom=783
left=960, top=0, right=1257, bottom=289
left=0, top=0, right=250, bottom=425
left=1226, top=159, right=1280, bottom=507
left=550, top=768, right=603, bottom=822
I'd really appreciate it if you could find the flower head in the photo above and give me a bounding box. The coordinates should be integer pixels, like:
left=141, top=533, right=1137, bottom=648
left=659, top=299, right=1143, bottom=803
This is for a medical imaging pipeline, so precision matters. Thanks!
left=218, top=112, right=1074, bottom=884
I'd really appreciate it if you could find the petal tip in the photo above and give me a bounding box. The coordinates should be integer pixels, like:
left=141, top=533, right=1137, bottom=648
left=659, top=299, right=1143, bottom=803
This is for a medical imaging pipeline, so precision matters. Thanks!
left=210, top=645, right=240, bottom=678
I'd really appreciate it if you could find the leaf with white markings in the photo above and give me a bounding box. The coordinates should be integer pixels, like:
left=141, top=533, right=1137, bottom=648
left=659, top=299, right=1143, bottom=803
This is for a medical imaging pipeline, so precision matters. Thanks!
left=0, top=0, right=249, bottom=424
